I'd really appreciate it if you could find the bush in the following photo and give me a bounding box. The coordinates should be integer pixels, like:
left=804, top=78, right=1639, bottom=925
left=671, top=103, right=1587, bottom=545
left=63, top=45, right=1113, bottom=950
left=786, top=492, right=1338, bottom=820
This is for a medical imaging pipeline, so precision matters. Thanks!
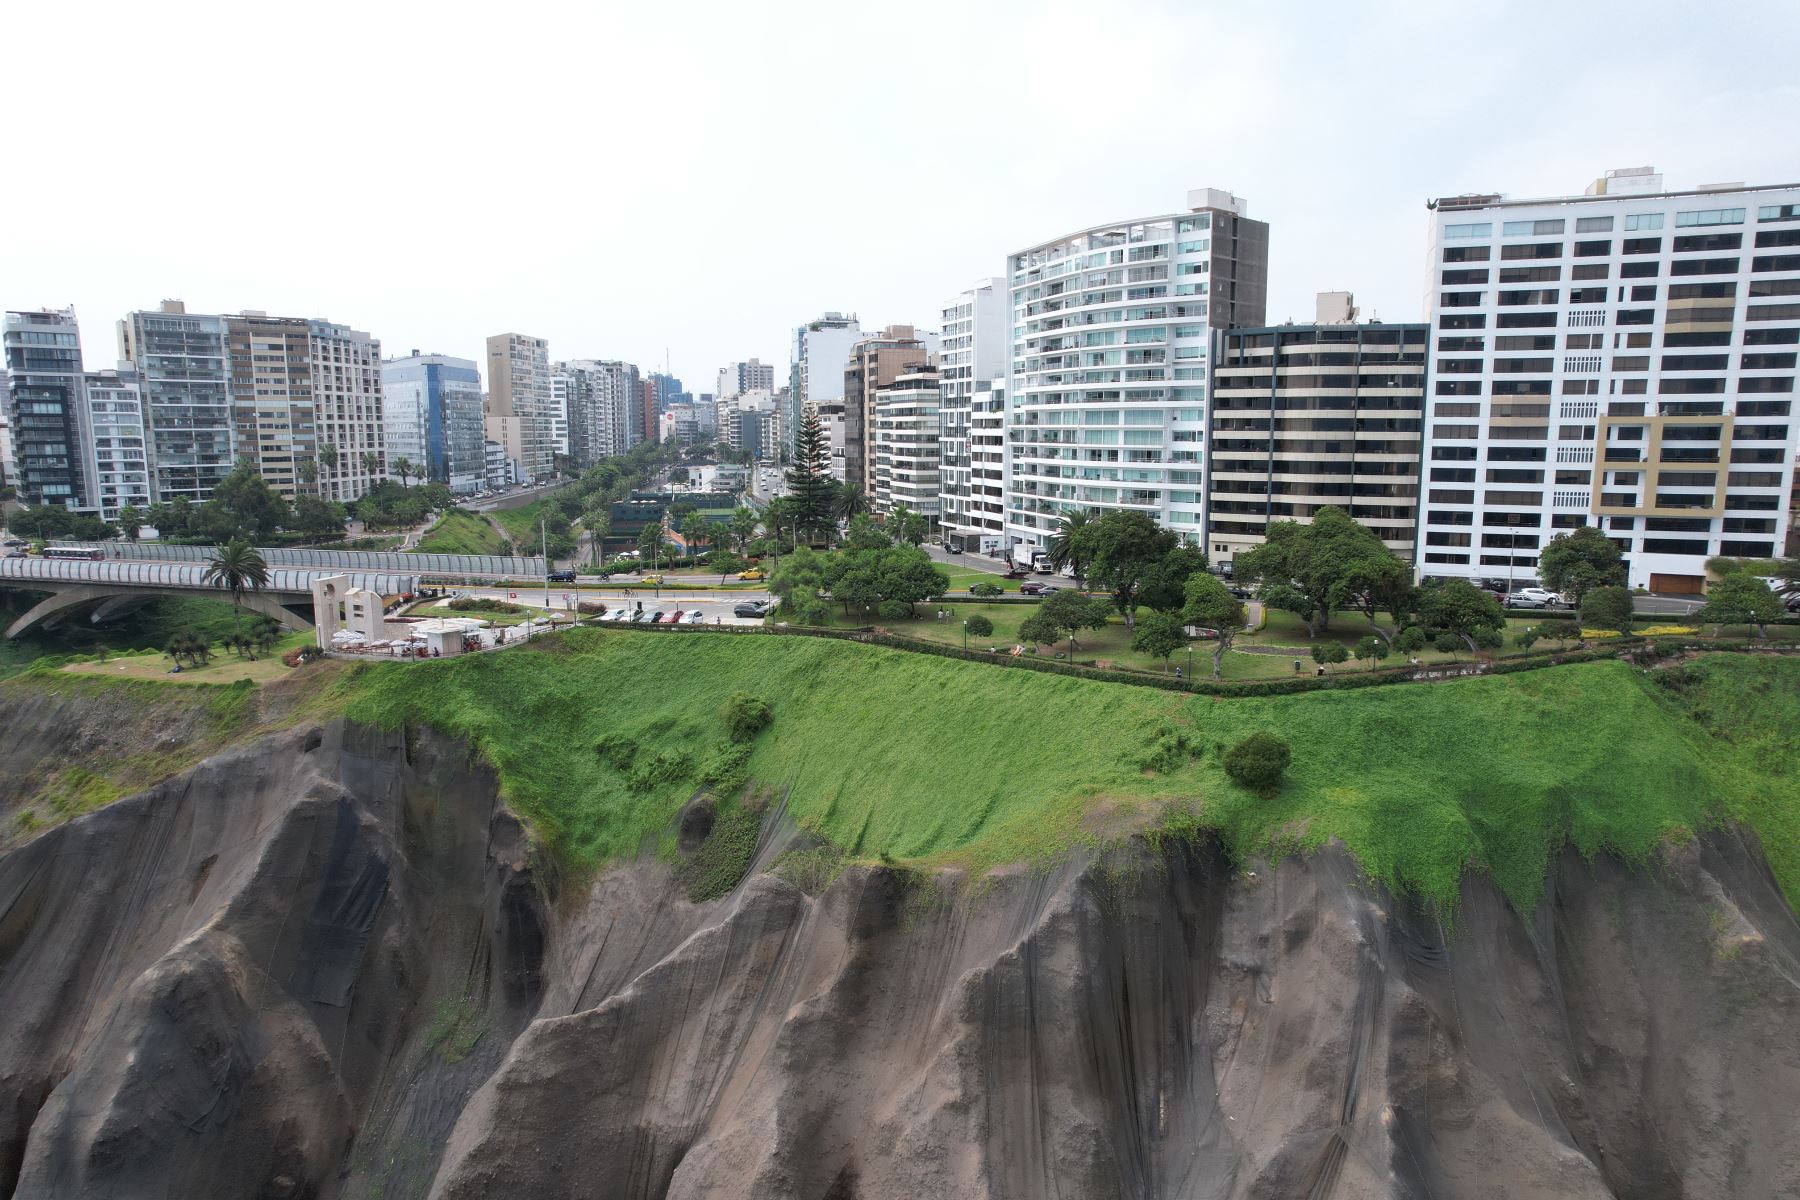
left=448, top=597, right=527, bottom=615
left=1223, top=732, right=1291, bottom=797
left=684, top=800, right=765, bottom=902
left=965, top=614, right=994, bottom=638
left=1433, top=631, right=1464, bottom=655
left=721, top=691, right=773, bottom=742
left=1393, top=625, right=1427, bottom=653
left=626, top=749, right=693, bottom=793
left=594, top=733, right=638, bottom=770
left=1141, top=725, right=1200, bottom=773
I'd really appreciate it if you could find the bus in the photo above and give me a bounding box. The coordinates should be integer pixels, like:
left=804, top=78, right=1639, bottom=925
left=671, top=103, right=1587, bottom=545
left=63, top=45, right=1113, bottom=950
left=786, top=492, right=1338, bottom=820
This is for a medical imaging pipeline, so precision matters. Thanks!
left=41, top=546, right=104, bottom=561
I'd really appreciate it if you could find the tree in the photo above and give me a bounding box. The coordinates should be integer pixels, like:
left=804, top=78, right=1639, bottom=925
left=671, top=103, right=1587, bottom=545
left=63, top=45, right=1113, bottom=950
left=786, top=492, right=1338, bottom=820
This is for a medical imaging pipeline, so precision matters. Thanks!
left=116, top=505, right=143, bottom=541
left=1035, top=589, right=1113, bottom=658
left=1393, top=625, right=1427, bottom=654
left=1311, top=641, right=1349, bottom=671
left=6, top=504, right=113, bottom=542
left=291, top=494, right=347, bottom=539
left=249, top=613, right=282, bottom=657
left=637, top=524, right=664, bottom=567
left=1182, top=573, right=1247, bottom=678
left=1075, top=510, right=1178, bottom=628
left=729, top=506, right=759, bottom=553
left=889, top=503, right=928, bottom=547
left=1513, top=628, right=1540, bottom=651
left=1579, top=585, right=1636, bottom=637
left=1538, top=526, right=1625, bottom=608
left=834, top=482, right=868, bottom=521
left=970, top=581, right=1003, bottom=598
left=1343, top=554, right=1415, bottom=645
left=767, top=546, right=832, bottom=624
left=842, top=514, right=889, bottom=552
left=1223, top=733, right=1290, bottom=797
left=783, top=406, right=837, bottom=541
left=1353, top=635, right=1389, bottom=669
left=584, top=503, right=612, bottom=566
left=297, top=457, right=319, bottom=490
left=1696, top=574, right=1782, bottom=638
left=1234, top=507, right=1398, bottom=639
left=165, top=629, right=212, bottom=669
left=1774, top=556, right=1800, bottom=599
left=1016, top=609, right=1059, bottom=651
left=393, top=456, right=416, bottom=488
left=1433, top=631, right=1464, bottom=657
left=965, top=614, right=994, bottom=639
left=202, top=539, right=269, bottom=633
left=318, top=444, right=340, bottom=478
left=682, top=513, right=710, bottom=556
left=871, top=545, right=950, bottom=617
left=198, top=461, right=289, bottom=541
left=1131, top=610, right=1187, bottom=672
left=708, top=551, right=747, bottom=584
left=360, top=451, right=382, bottom=485
left=721, top=692, right=773, bottom=742
left=1046, top=508, right=1094, bottom=587
left=1416, top=578, right=1506, bottom=651
left=1137, top=543, right=1209, bottom=614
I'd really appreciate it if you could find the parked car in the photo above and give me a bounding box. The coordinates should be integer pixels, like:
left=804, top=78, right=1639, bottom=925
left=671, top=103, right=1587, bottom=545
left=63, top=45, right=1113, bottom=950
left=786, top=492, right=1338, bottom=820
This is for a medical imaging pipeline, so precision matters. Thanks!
left=1020, top=582, right=1060, bottom=596
left=547, top=570, right=576, bottom=583
left=1227, top=585, right=1253, bottom=600
left=647, top=611, right=665, bottom=623
left=660, top=610, right=683, bottom=624
left=734, top=602, right=768, bottom=618
left=1786, top=594, right=1800, bottom=614
left=1508, top=587, right=1563, bottom=608
left=630, top=610, right=652, bottom=623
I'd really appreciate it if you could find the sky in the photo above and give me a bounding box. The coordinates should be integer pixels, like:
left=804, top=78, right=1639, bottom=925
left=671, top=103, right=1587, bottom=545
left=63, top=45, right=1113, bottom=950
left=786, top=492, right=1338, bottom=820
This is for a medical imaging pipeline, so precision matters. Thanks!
left=6, top=0, right=1800, bottom=394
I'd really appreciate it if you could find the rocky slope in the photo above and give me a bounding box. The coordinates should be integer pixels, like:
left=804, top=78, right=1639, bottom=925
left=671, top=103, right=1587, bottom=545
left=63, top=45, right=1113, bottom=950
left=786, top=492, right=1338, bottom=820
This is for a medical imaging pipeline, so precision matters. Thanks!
left=0, top=716, right=1795, bottom=1199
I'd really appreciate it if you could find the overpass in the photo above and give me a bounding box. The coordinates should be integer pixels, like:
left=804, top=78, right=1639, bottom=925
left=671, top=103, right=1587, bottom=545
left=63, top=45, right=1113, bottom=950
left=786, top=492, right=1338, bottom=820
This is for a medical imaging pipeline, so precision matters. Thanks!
left=48, top=540, right=544, bottom=578
left=0, top=558, right=419, bottom=640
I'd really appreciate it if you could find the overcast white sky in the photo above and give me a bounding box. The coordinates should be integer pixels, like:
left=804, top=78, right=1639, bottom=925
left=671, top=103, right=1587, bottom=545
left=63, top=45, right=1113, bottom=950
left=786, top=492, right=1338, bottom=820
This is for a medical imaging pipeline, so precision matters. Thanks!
left=5, top=0, right=1799, bottom=393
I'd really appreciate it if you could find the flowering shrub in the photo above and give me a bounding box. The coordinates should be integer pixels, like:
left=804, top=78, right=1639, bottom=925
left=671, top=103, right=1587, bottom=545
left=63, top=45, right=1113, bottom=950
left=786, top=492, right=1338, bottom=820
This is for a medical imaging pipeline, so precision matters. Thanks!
left=1580, top=629, right=1621, bottom=639
left=1641, top=624, right=1698, bottom=636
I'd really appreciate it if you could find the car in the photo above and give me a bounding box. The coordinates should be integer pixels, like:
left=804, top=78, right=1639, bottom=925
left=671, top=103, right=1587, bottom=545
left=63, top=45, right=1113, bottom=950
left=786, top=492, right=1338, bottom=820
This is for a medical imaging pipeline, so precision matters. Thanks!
left=737, top=568, right=766, bottom=581
left=1019, top=581, right=1060, bottom=596
left=647, top=611, right=665, bottom=624
left=640, top=574, right=664, bottom=586
left=547, top=570, right=576, bottom=583
left=734, top=601, right=770, bottom=618
left=683, top=610, right=705, bottom=624
left=1786, top=593, right=1800, bottom=614
left=658, top=610, right=682, bottom=624
left=1227, top=585, right=1253, bottom=600
left=1508, top=587, right=1563, bottom=608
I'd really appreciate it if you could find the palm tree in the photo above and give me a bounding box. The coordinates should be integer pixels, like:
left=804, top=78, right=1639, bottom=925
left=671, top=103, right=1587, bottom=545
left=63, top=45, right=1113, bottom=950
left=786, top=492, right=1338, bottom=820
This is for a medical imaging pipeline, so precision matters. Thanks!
left=682, top=513, right=709, bottom=556
left=584, top=502, right=611, bottom=567
left=834, top=482, right=867, bottom=521
left=203, top=538, right=270, bottom=633
left=297, top=457, right=319, bottom=490
left=318, top=444, right=340, bottom=476
left=393, top=457, right=415, bottom=488
left=1047, top=508, right=1094, bottom=587
left=729, top=506, right=758, bottom=554
left=361, top=450, right=381, bottom=481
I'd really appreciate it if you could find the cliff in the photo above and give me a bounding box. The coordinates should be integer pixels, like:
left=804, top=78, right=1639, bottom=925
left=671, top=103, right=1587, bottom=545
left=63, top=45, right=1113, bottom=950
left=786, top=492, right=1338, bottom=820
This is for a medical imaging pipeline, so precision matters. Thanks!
left=0, top=712, right=1795, bottom=1199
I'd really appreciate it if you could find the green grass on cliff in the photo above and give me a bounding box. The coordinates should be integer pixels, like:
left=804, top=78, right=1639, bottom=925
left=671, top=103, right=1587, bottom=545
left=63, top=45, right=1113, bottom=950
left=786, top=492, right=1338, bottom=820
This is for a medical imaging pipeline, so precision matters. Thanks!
left=326, top=629, right=1800, bottom=912
left=413, top=507, right=510, bottom=556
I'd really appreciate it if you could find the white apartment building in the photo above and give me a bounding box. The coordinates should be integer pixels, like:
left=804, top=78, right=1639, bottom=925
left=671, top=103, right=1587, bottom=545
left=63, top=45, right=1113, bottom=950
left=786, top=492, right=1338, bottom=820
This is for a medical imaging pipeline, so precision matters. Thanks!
left=715, top=358, right=775, bottom=401
left=555, top=359, right=639, bottom=468
left=788, top=312, right=861, bottom=459
left=549, top=384, right=570, bottom=460
left=309, top=320, right=386, bottom=501
left=82, top=365, right=152, bottom=520
left=1420, top=168, right=1800, bottom=593
left=937, top=278, right=1009, bottom=552
left=872, top=367, right=943, bottom=518
left=483, top=438, right=514, bottom=490
left=486, top=332, right=553, bottom=482
left=1005, top=189, right=1269, bottom=555
left=120, top=303, right=233, bottom=504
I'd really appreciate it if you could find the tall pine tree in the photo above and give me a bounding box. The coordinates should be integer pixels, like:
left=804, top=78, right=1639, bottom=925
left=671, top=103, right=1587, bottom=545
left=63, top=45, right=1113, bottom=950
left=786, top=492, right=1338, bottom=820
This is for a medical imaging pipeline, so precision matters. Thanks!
left=784, top=405, right=839, bottom=542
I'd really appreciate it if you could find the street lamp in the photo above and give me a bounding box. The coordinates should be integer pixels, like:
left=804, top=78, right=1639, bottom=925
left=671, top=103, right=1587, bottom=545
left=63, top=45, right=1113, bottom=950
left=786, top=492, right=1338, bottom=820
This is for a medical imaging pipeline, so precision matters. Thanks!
left=962, top=618, right=968, bottom=652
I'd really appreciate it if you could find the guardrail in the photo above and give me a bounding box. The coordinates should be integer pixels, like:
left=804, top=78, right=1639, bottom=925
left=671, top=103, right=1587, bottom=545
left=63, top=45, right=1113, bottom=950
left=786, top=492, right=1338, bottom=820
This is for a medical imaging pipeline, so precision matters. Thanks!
left=1, top=556, right=417, bottom=595
left=49, top=540, right=544, bottom=576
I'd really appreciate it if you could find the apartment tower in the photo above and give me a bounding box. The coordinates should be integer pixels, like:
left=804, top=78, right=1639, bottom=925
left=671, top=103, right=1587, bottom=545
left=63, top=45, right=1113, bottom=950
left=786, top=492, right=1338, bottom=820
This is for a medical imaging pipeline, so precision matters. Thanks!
left=843, top=324, right=933, bottom=495
left=1005, top=188, right=1269, bottom=555
left=3, top=308, right=91, bottom=510
left=1419, top=168, right=1800, bottom=591
left=937, top=278, right=1009, bottom=552
left=485, top=333, right=553, bottom=482
left=872, top=365, right=944, bottom=519
left=382, top=352, right=485, bottom=493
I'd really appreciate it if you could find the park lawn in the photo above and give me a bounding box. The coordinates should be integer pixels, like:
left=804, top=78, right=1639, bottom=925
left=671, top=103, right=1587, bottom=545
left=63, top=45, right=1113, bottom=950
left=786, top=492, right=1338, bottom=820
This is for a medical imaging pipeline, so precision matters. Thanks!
left=321, top=631, right=1800, bottom=915
left=414, top=508, right=509, bottom=555
left=62, top=629, right=313, bottom=686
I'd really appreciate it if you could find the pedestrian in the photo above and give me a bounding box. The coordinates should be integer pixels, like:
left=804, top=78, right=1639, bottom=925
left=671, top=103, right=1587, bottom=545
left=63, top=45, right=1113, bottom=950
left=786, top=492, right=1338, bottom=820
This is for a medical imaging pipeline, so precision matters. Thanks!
left=1174, top=666, right=1182, bottom=681
left=1293, top=658, right=1301, bottom=674
left=1316, top=664, right=1325, bottom=677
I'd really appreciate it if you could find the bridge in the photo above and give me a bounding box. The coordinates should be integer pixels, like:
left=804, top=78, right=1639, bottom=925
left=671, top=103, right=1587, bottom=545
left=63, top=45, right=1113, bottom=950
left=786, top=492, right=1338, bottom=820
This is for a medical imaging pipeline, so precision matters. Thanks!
left=0, top=558, right=419, bottom=640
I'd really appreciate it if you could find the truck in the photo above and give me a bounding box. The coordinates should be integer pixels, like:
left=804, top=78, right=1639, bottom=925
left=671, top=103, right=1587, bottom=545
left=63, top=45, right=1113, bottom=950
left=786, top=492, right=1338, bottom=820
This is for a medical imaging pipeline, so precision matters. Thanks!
left=1011, top=543, right=1037, bottom=570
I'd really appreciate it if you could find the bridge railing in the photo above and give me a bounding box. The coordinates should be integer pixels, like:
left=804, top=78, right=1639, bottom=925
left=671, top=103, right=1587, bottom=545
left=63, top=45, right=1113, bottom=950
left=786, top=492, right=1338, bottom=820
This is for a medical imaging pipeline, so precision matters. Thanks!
left=48, top=540, right=544, bottom=576
left=1, top=557, right=418, bottom=595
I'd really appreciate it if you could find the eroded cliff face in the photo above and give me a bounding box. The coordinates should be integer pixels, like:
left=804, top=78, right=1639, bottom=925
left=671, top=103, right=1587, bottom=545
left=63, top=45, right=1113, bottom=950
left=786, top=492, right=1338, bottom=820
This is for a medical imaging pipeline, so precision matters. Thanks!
left=0, top=718, right=1795, bottom=1200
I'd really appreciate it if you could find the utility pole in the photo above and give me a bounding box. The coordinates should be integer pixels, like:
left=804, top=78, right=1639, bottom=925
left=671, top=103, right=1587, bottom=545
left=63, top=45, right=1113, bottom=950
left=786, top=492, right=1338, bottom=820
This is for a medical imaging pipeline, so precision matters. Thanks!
left=541, top=518, right=551, bottom=611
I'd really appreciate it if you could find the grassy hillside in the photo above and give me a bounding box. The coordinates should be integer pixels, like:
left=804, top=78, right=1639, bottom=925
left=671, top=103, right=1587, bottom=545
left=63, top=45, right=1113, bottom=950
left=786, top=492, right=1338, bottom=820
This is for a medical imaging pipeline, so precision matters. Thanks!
left=414, top=507, right=509, bottom=555
left=0, top=593, right=251, bottom=680
left=488, top=499, right=553, bottom=546
left=327, top=629, right=1800, bottom=912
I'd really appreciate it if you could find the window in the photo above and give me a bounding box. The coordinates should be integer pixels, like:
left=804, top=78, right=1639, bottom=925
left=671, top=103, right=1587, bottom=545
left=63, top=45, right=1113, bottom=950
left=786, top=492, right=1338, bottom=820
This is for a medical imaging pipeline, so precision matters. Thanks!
left=1576, top=215, right=1615, bottom=233
left=1759, top=204, right=1800, bottom=223
left=1670, top=257, right=1739, bottom=275
left=1673, top=232, right=1742, bottom=253
left=1443, top=245, right=1491, bottom=262
left=1630, top=285, right=1658, bottom=301
left=1675, top=207, right=1746, bottom=227
left=1574, top=240, right=1612, bottom=257
left=1499, top=266, right=1560, bottom=283
left=1668, top=281, right=1736, bottom=299
left=1623, top=237, right=1662, bottom=254
left=1744, top=327, right=1800, bottom=344
left=1441, top=269, right=1489, bottom=284
left=1504, top=219, right=1565, bottom=236
left=1753, top=255, right=1800, bottom=274
left=1445, top=222, right=1491, bottom=239
left=1502, top=242, right=1562, bottom=260
left=1572, top=263, right=1610, bottom=280
left=1624, top=213, right=1665, bottom=231
left=1620, top=261, right=1660, bottom=278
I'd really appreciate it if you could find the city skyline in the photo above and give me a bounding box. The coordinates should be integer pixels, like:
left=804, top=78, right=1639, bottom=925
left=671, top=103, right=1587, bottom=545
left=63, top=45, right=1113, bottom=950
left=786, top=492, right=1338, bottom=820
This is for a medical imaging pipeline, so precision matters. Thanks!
left=6, top=2, right=1799, bottom=390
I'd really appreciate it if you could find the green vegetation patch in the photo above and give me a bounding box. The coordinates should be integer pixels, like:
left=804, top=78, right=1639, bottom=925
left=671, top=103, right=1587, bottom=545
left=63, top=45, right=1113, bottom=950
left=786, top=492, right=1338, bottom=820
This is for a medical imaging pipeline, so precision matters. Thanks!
left=326, top=630, right=1800, bottom=912
left=684, top=797, right=766, bottom=902
left=414, top=507, right=509, bottom=556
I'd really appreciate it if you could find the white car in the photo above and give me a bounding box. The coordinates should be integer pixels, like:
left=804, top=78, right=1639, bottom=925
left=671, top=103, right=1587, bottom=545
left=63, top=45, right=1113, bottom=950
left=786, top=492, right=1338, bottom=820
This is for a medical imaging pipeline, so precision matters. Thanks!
left=1509, top=587, right=1563, bottom=608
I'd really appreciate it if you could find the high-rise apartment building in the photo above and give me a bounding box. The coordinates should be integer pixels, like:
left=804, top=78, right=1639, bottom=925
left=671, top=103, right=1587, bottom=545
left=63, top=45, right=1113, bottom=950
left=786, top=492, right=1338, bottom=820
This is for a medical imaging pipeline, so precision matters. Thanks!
left=4, top=308, right=91, bottom=510
left=82, top=364, right=152, bottom=520
left=788, top=312, right=862, bottom=461
left=306, top=319, right=385, bottom=502
left=1419, top=168, right=1800, bottom=592
left=555, top=359, right=640, bottom=467
left=872, top=366, right=943, bottom=519
left=382, top=352, right=485, bottom=493
left=485, top=333, right=553, bottom=482
left=1208, top=293, right=1428, bottom=567
left=938, top=279, right=1010, bottom=552
left=638, top=378, right=658, bottom=446
left=549, top=385, right=571, bottom=461
left=119, top=303, right=233, bottom=505
left=223, top=313, right=314, bottom=499
left=716, top=358, right=776, bottom=401
left=844, top=324, right=933, bottom=495
left=1005, top=188, right=1269, bottom=555
left=647, top=372, right=687, bottom=413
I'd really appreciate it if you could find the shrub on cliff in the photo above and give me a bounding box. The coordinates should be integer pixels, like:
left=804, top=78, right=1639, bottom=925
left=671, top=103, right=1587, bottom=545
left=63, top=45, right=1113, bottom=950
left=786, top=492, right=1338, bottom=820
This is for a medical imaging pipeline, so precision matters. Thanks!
left=1224, top=732, right=1290, bottom=797
left=721, top=692, right=772, bottom=743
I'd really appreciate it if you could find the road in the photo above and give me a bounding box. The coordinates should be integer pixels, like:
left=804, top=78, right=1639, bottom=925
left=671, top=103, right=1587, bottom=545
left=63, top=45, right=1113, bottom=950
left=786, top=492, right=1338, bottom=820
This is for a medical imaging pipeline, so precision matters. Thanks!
left=923, top=543, right=1010, bottom=576
left=440, top=583, right=773, bottom=626
left=462, top=481, right=566, bottom=512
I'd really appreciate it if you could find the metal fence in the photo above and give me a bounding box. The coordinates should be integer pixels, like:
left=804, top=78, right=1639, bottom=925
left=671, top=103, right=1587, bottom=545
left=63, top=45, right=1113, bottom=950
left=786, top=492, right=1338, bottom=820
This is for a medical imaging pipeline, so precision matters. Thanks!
left=1, top=556, right=417, bottom=595
left=48, top=541, right=543, bottom=576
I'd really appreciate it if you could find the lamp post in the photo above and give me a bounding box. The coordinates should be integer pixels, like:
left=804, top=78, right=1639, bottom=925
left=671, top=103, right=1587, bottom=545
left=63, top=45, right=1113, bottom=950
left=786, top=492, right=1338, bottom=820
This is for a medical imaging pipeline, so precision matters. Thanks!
left=962, top=618, right=968, bottom=652
left=541, top=518, right=551, bottom=611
